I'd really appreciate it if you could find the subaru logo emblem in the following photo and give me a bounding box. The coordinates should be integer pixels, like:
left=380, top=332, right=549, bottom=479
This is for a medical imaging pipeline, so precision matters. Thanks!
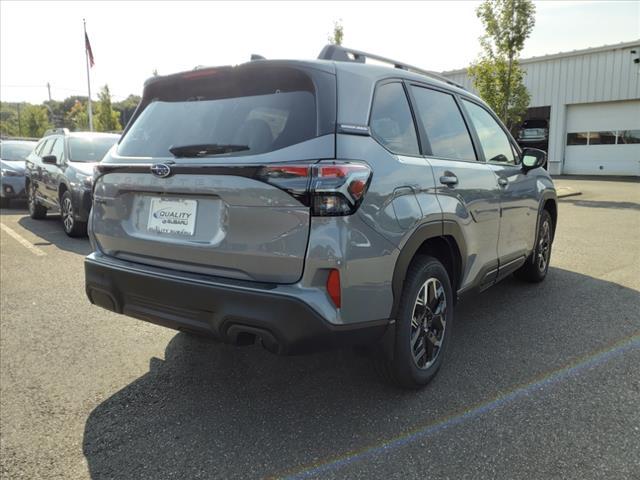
left=150, top=163, right=171, bottom=178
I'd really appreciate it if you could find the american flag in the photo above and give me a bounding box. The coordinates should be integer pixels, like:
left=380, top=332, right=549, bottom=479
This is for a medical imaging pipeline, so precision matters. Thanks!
left=85, top=32, right=95, bottom=67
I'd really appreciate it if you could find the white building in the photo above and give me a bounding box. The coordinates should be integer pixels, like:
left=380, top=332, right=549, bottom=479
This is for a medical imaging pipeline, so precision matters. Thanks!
left=442, top=40, right=640, bottom=176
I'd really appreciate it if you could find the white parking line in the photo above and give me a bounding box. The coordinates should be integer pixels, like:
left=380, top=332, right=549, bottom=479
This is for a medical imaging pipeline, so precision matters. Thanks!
left=0, top=223, right=46, bottom=257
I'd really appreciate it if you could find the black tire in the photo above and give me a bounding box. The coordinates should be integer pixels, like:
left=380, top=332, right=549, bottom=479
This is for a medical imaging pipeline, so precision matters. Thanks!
left=0, top=197, right=10, bottom=208
left=27, top=182, right=47, bottom=219
left=61, top=190, right=87, bottom=237
left=377, top=255, right=454, bottom=389
left=515, top=209, right=553, bottom=283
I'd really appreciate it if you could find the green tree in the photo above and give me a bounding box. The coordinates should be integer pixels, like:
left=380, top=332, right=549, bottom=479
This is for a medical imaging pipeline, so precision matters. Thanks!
left=95, top=85, right=122, bottom=132
left=468, top=0, right=535, bottom=129
left=328, top=19, right=344, bottom=45
left=0, top=103, right=20, bottom=137
left=66, top=100, right=90, bottom=131
left=22, top=104, right=51, bottom=137
left=113, top=94, right=141, bottom=127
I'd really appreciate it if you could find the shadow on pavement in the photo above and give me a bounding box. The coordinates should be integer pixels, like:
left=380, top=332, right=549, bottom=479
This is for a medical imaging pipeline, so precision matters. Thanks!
left=82, top=267, right=640, bottom=479
left=15, top=210, right=92, bottom=256
left=558, top=198, right=640, bottom=211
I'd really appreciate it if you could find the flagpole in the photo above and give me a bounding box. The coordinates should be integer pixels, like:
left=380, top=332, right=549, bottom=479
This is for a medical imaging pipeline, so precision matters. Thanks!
left=83, top=18, right=94, bottom=131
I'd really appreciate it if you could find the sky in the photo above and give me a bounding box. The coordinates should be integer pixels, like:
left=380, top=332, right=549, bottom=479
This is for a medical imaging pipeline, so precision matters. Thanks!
left=1, top=0, right=639, bottom=104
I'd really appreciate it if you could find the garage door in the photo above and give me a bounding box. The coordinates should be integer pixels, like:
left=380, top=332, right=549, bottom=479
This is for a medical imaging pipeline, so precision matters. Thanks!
left=564, top=100, right=640, bottom=176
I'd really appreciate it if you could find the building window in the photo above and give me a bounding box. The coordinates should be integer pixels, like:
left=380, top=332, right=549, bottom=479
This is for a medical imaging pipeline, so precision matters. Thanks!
left=567, top=132, right=589, bottom=145
left=618, top=130, right=640, bottom=144
left=567, top=130, right=640, bottom=145
left=589, top=131, right=617, bottom=145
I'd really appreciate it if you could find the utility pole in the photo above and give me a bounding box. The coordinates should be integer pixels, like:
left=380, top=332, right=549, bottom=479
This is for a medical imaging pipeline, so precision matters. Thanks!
left=16, top=103, right=22, bottom=137
left=47, top=82, right=52, bottom=102
left=83, top=19, right=94, bottom=131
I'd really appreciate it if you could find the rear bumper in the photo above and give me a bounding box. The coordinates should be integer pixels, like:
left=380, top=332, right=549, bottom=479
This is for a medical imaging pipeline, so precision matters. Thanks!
left=84, top=253, right=389, bottom=354
left=72, top=187, right=92, bottom=221
left=1, top=176, right=26, bottom=199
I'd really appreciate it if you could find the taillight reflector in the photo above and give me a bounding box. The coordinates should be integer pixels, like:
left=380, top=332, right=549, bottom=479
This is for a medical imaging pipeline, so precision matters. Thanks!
left=327, top=269, right=341, bottom=308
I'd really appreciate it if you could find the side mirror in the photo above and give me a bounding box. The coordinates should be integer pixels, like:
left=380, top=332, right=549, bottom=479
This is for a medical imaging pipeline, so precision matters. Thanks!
left=42, top=155, right=57, bottom=165
left=521, top=148, right=546, bottom=172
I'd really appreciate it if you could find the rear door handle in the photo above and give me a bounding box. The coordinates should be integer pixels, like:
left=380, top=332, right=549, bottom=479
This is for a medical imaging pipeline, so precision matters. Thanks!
left=498, top=177, right=508, bottom=187
left=439, top=174, right=458, bottom=186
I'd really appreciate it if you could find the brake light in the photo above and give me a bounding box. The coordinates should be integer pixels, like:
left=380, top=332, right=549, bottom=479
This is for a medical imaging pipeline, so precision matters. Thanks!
left=257, top=161, right=372, bottom=216
left=326, top=269, right=341, bottom=308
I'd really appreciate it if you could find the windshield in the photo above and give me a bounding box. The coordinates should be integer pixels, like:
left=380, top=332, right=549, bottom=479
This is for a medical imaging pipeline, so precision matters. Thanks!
left=0, top=142, right=35, bottom=161
left=118, top=91, right=316, bottom=158
left=68, top=137, right=118, bottom=162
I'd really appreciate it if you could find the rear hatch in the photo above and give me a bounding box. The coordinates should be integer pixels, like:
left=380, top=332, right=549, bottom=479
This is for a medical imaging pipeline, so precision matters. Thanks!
left=91, top=61, right=336, bottom=284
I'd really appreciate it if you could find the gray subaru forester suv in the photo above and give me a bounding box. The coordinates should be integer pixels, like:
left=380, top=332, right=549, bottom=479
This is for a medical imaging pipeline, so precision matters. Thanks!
left=85, top=45, right=557, bottom=388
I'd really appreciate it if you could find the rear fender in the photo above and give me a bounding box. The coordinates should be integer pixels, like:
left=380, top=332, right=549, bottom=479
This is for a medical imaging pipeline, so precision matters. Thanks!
left=390, top=220, right=467, bottom=321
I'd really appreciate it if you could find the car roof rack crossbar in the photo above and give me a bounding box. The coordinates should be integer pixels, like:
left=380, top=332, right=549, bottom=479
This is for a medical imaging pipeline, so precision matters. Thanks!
left=317, top=44, right=465, bottom=90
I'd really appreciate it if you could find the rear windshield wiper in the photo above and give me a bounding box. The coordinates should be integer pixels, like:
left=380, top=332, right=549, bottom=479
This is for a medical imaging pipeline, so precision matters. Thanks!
left=169, top=144, right=250, bottom=158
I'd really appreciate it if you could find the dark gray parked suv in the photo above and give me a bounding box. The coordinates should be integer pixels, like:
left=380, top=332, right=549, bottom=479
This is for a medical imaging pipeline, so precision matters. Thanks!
left=26, top=129, right=119, bottom=236
left=85, top=45, right=557, bottom=388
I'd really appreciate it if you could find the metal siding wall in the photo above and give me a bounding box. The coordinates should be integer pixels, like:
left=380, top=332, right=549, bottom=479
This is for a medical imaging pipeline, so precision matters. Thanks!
left=442, top=43, right=640, bottom=174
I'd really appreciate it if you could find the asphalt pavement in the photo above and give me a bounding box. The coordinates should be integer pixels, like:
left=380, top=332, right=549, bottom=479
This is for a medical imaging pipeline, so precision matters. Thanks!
left=1, top=177, right=639, bottom=480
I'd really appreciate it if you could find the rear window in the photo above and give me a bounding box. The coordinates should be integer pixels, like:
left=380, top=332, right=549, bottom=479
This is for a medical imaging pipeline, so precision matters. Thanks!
left=118, top=65, right=322, bottom=158
left=0, top=142, right=35, bottom=161
left=69, top=137, right=118, bottom=162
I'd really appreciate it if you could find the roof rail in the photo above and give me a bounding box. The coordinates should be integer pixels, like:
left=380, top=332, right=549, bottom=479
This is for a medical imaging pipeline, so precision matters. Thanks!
left=43, top=128, right=69, bottom=137
left=317, top=44, right=465, bottom=90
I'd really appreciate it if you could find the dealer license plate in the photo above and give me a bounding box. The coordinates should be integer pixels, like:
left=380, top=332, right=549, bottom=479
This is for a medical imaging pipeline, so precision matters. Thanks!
left=147, top=197, right=197, bottom=236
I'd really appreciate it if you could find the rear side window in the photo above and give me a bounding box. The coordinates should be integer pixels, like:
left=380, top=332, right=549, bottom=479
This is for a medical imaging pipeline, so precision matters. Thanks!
left=118, top=66, right=321, bottom=158
left=410, top=86, right=476, bottom=161
left=462, top=100, right=516, bottom=164
left=370, top=82, right=419, bottom=156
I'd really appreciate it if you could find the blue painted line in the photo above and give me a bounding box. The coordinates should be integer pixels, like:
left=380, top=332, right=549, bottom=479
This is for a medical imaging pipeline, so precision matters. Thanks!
left=282, top=335, right=640, bottom=480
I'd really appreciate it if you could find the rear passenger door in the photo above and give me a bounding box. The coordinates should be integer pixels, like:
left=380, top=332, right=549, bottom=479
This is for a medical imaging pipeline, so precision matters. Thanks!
left=461, top=99, right=539, bottom=271
left=408, top=84, right=501, bottom=292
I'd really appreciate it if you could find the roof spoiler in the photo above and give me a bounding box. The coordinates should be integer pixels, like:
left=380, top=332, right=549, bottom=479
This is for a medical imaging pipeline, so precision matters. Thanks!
left=317, top=44, right=465, bottom=90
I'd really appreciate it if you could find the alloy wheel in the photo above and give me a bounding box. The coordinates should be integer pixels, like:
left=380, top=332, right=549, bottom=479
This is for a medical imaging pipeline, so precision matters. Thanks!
left=410, top=277, right=447, bottom=369
left=537, top=220, right=551, bottom=272
left=62, top=196, right=74, bottom=233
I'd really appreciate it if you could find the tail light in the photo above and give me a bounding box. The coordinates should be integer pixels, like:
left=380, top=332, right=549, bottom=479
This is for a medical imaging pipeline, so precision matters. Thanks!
left=258, top=161, right=372, bottom=216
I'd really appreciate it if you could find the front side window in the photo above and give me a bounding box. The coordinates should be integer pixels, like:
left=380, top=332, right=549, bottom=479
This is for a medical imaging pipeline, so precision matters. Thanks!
left=370, top=82, right=419, bottom=156
left=411, top=86, right=476, bottom=161
left=462, top=100, right=516, bottom=164
left=38, top=139, right=52, bottom=156
left=49, top=137, right=65, bottom=162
